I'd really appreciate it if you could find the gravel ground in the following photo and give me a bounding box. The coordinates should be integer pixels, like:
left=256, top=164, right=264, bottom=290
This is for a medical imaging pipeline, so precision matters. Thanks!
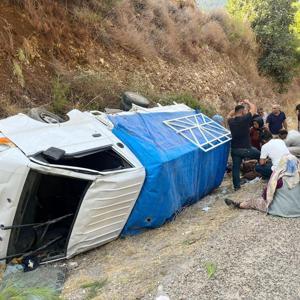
left=63, top=179, right=236, bottom=300
left=63, top=177, right=300, bottom=300
left=145, top=207, right=300, bottom=300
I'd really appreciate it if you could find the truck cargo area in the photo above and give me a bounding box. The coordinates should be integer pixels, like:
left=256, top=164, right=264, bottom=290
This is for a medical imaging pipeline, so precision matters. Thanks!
left=6, top=171, right=91, bottom=262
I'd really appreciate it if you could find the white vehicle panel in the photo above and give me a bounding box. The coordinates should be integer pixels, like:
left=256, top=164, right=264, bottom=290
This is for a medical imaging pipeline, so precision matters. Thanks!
left=0, top=108, right=148, bottom=261
left=67, top=167, right=145, bottom=257
left=0, top=148, right=30, bottom=259
left=0, top=110, right=130, bottom=158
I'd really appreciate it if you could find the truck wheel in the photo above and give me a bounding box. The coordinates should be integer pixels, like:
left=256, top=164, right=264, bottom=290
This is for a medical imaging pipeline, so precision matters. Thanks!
left=122, top=92, right=150, bottom=109
left=120, top=100, right=132, bottom=111
left=27, top=108, right=66, bottom=124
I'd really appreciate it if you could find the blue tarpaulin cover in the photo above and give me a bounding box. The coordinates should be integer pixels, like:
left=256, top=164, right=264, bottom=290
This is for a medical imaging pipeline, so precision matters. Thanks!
left=109, top=111, right=230, bottom=235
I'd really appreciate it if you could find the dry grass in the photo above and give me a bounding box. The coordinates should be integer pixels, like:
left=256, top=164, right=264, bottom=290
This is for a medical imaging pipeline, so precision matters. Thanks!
left=55, top=68, right=219, bottom=115
left=201, top=21, right=229, bottom=53
left=69, top=0, right=258, bottom=62
left=1, top=0, right=276, bottom=119
left=0, top=17, right=14, bottom=56
left=4, top=0, right=259, bottom=70
left=22, top=0, right=68, bottom=38
left=7, top=0, right=89, bottom=59
left=107, top=0, right=206, bottom=61
left=61, top=70, right=124, bottom=111
left=0, top=95, right=23, bottom=118
left=70, top=0, right=257, bottom=62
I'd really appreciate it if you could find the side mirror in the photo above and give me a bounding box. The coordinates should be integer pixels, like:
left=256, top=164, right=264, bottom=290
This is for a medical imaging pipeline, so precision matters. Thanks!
left=42, top=147, right=66, bottom=161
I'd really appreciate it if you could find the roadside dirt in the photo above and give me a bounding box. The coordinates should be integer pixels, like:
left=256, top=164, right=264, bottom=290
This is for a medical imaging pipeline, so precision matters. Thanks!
left=63, top=173, right=300, bottom=300
left=62, top=177, right=262, bottom=300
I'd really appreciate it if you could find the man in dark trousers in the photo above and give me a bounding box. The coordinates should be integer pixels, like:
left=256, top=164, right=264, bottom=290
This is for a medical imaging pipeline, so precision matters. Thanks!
left=227, top=99, right=260, bottom=191
left=266, top=104, right=287, bottom=136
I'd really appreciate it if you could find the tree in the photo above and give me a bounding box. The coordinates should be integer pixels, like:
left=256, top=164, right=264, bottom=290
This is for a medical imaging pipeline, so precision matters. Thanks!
left=253, top=0, right=297, bottom=86
left=227, top=0, right=298, bottom=87
left=227, top=0, right=258, bottom=22
left=291, top=2, right=300, bottom=61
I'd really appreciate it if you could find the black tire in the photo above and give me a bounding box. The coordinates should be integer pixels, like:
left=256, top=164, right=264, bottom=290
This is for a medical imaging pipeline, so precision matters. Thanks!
left=122, top=92, right=150, bottom=108
left=120, top=100, right=132, bottom=111
left=27, top=108, right=66, bottom=124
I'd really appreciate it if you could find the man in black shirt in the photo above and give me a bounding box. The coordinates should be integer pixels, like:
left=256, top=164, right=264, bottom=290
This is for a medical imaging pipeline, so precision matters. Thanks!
left=228, top=99, right=260, bottom=190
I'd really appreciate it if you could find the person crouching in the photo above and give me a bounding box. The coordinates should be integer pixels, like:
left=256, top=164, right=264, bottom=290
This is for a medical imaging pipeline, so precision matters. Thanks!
left=255, top=130, right=290, bottom=179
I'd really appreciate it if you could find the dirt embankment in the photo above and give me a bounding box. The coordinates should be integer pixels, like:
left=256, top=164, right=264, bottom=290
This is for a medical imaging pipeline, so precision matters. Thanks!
left=0, top=0, right=294, bottom=118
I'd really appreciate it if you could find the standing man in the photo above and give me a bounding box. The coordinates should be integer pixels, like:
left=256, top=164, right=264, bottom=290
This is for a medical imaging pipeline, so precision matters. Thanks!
left=266, top=104, right=287, bottom=135
left=228, top=99, right=260, bottom=191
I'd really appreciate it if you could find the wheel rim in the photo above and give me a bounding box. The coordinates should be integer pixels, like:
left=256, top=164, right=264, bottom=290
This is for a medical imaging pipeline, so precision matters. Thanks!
left=40, top=113, right=59, bottom=124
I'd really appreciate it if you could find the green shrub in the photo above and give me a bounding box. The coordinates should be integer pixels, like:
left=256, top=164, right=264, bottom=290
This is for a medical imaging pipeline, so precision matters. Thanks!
left=253, top=0, right=298, bottom=87
left=160, top=93, right=216, bottom=116
left=12, top=60, right=25, bottom=88
left=205, top=262, right=217, bottom=279
left=52, top=77, right=70, bottom=115
left=80, top=279, right=107, bottom=300
left=227, top=0, right=299, bottom=86
left=209, top=10, right=257, bottom=52
left=0, top=285, right=60, bottom=300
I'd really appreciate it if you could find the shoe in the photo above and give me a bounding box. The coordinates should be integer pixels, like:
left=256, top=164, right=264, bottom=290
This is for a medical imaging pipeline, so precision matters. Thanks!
left=234, top=186, right=241, bottom=191
left=224, top=198, right=240, bottom=208
left=240, top=178, right=248, bottom=185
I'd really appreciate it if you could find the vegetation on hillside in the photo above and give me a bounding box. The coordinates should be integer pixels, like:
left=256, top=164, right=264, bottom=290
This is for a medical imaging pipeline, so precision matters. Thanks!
left=227, top=0, right=299, bottom=89
left=0, top=0, right=275, bottom=117
left=3, top=0, right=256, bottom=65
left=69, top=0, right=256, bottom=62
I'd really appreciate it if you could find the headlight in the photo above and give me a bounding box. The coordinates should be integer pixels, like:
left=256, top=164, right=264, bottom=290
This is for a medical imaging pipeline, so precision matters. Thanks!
left=0, top=136, right=15, bottom=152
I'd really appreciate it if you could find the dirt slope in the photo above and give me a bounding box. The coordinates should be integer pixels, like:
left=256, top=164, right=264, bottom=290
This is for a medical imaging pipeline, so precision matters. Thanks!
left=0, top=1, right=288, bottom=118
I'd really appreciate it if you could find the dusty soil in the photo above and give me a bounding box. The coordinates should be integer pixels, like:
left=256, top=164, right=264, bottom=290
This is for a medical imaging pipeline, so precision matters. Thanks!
left=147, top=208, right=300, bottom=300
left=62, top=178, right=236, bottom=300
left=61, top=176, right=300, bottom=300
left=1, top=174, right=299, bottom=299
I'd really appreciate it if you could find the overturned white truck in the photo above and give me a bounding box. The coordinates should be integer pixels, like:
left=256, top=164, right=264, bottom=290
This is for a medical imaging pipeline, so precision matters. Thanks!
left=0, top=104, right=231, bottom=263
left=0, top=109, right=146, bottom=263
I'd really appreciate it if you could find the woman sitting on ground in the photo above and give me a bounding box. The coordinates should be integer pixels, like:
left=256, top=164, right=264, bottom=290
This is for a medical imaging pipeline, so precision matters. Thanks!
left=250, top=117, right=264, bottom=150
left=225, top=154, right=300, bottom=217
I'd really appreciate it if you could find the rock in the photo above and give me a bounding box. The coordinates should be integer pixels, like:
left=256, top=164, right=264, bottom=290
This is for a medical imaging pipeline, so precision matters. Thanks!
left=68, top=262, right=78, bottom=269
